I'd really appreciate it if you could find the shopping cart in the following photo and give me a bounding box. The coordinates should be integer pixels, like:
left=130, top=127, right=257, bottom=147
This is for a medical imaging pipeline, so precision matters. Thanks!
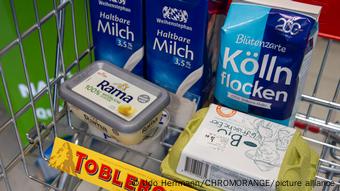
left=0, top=0, right=339, bottom=191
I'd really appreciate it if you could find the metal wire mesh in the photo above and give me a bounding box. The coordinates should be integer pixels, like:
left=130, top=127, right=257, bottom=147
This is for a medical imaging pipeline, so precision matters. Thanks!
left=0, top=0, right=339, bottom=191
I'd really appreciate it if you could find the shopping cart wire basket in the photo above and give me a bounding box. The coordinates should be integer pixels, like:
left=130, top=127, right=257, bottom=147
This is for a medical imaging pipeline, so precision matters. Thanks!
left=0, top=0, right=339, bottom=191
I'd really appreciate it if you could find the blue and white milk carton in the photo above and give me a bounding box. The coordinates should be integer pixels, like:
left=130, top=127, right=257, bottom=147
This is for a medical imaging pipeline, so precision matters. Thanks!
left=90, top=0, right=144, bottom=76
left=145, top=0, right=212, bottom=127
left=214, top=0, right=321, bottom=126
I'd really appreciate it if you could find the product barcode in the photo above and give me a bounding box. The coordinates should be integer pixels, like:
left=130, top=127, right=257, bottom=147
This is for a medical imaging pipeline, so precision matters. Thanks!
left=184, top=157, right=209, bottom=179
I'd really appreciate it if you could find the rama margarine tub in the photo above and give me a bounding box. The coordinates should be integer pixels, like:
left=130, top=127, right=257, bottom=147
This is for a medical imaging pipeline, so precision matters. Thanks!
left=161, top=104, right=319, bottom=191
left=88, top=110, right=170, bottom=156
left=60, top=61, right=170, bottom=145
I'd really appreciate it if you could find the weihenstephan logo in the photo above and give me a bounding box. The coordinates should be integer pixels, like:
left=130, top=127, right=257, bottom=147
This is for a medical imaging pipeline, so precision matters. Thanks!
left=162, top=6, right=188, bottom=23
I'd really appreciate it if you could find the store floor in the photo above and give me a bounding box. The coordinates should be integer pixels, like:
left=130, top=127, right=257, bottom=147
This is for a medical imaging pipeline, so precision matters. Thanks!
left=0, top=38, right=339, bottom=190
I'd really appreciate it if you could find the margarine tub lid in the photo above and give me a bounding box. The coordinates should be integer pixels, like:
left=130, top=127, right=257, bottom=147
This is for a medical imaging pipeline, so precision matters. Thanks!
left=60, top=61, right=170, bottom=133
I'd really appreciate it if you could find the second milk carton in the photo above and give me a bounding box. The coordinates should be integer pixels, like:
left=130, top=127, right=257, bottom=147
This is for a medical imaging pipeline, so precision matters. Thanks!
left=145, top=0, right=212, bottom=127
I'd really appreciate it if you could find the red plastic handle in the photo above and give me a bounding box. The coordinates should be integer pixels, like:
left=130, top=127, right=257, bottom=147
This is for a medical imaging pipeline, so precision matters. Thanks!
left=294, top=121, right=320, bottom=134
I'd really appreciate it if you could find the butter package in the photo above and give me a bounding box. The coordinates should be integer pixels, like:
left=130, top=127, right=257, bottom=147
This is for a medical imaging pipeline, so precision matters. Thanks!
left=145, top=0, right=212, bottom=127
left=60, top=61, right=169, bottom=145
left=161, top=104, right=319, bottom=191
left=90, top=0, right=144, bottom=75
left=214, top=0, right=321, bottom=126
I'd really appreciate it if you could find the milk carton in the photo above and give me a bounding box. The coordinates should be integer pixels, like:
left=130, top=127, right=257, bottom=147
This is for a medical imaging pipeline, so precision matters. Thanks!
left=145, top=0, right=212, bottom=127
left=90, top=0, right=144, bottom=76
left=214, top=0, right=321, bottom=126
